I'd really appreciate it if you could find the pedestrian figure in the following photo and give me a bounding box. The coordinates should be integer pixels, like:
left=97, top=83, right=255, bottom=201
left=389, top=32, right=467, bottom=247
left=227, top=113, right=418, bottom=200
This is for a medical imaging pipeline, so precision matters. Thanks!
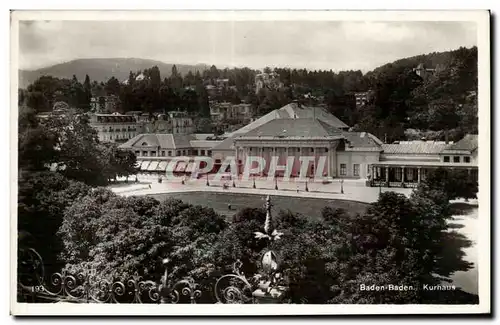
left=148, top=184, right=151, bottom=189
left=228, top=203, right=232, bottom=210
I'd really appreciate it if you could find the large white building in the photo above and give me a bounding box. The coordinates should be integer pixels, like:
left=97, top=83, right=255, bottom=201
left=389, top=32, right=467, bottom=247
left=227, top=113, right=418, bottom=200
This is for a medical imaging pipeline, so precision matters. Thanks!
left=89, top=112, right=139, bottom=143
left=119, top=102, right=478, bottom=187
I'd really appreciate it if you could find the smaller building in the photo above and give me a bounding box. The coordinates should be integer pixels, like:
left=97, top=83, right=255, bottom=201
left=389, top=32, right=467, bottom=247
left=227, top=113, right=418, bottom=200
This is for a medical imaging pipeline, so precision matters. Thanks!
left=119, top=133, right=222, bottom=174
left=210, top=102, right=253, bottom=123
left=369, top=135, right=478, bottom=188
left=354, top=90, right=373, bottom=108
left=413, top=63, right=436, bottom=79
left=90, top=95, right=120, bottom=113
left=167, top=111, right=195, bottom=135
left=255, top=72, right=283, bottom=93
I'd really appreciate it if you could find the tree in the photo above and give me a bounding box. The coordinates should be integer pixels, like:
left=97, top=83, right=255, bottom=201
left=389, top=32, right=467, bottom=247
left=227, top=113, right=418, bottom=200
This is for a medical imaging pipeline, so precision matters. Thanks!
left=99, top=142, right=139, bottom=181
left=45, top=111, right=108, bottom=186
left=18, top=171, right=91, bottom=274
left=18, top=106, right=59, bottom=171
left=105, top=77, right=121, bottom=96
left=424, top=168, right=478, bottom=200
left=83, top=75, right=92, bottom=111
left=59, top=195, right=227, bottom=302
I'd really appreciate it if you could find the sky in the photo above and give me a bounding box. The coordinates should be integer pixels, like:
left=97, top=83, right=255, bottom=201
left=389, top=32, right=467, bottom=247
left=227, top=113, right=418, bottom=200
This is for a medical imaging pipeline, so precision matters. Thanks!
left=18, top=20, right=477, bottom=72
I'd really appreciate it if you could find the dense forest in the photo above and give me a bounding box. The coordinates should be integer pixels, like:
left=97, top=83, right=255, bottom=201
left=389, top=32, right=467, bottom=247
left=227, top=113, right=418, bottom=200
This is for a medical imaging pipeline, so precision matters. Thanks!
left=18, top=46, right=478, bottom=142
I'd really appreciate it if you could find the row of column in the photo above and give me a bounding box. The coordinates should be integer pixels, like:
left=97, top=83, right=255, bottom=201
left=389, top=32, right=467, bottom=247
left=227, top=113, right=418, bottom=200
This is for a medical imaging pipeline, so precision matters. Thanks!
left=234, top=146, right=333, bottom=177
left=371, top=166, right=422, bottom=183
left=370, top=166, right=475, bottom=184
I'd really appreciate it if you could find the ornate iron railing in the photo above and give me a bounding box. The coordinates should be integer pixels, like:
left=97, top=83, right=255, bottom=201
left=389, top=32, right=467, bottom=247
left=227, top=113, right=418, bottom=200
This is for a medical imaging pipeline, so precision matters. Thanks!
left=17, top=247, right=255, bottom=304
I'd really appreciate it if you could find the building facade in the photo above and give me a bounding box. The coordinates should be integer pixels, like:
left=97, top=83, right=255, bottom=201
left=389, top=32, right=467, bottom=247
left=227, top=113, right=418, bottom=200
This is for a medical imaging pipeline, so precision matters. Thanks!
left=255, top=72, right=283, bottom=93
left=90, top=95, right=120, bottom=113
left=210, top=102, right=253, bottom=123
left=119, top=133, right=222, bottom=174
left=354, top=90, right=373, bottom=108
left=370, top=135, right=478, bottom=188
left=89, top=112, right=139, bottom=143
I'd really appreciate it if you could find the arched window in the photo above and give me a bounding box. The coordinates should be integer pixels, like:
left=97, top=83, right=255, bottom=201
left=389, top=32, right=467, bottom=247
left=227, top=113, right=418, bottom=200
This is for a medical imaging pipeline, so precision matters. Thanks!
left=142, top=142, right=148, bottom=146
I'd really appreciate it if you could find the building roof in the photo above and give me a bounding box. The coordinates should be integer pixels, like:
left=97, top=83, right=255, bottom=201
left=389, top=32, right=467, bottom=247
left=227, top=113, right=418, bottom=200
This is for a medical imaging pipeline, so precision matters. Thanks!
left=119, top=134, right=202, bottom=150
left=227, top=102, right=349, bottom=137
left=211, top=134, right=238, bottom=151
left=189, top=140, right=221, bottom=148
left=442, top=134, right=478, bottom=154
left=240, top=118, right=343, bottom=138
left=342, top=132, right=383, bottom=150
left=382, top=141, right=449, bottom=155
left=279, top=103, right=349, bottom=129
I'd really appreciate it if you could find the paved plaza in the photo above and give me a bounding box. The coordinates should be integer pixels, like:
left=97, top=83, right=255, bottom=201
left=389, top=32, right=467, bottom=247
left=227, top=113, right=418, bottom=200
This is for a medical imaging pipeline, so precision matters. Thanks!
left=112, top=173, right=413, bottom=203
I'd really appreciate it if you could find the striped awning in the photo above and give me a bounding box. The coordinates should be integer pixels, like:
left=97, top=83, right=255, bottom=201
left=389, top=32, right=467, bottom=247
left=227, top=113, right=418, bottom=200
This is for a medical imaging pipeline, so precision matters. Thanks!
left=174, top=161, right=187, bottom=173
left=157, top=161, right=168, bottom=171
left=166, top=161, right=176, bottom=172
left=147, top=161, right=160, bottom=171
left=140, top=161, right=151, bottom=171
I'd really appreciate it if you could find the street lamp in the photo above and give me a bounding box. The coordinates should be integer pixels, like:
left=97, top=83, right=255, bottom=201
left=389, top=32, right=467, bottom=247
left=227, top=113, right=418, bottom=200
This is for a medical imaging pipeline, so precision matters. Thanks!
left=206, top=173, right=210, bottom=186
left=340, top=178, right=344, bottom=194
left=253, top=176, right=256, bottom=189
left=305, top=178, right=309, bottom=192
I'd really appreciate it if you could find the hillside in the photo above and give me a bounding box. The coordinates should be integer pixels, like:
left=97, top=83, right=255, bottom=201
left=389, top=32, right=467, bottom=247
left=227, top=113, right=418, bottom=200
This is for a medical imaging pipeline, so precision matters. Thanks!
left=367, top=46, right=477, bottom=79
left=18, top=58, right=209, bottom=89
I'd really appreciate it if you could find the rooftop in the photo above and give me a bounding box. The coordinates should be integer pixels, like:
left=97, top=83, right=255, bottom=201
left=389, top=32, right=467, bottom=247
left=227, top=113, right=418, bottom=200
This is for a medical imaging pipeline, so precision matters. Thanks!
left=382, top=141, right=450, bottom=155
left=443, top=134, right=478, bottom=153
left=119, top=133, right=222, bottom=150
left=240, top=118, right=343, bottom=138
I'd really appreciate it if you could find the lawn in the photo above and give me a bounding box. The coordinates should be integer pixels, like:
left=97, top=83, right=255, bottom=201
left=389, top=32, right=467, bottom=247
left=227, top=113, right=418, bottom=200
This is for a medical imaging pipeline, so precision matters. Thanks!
left=148, top=191, right=370, bottom=221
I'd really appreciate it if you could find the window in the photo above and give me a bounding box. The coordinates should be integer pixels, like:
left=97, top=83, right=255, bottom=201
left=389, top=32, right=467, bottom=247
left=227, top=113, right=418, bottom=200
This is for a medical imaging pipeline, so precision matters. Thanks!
left=168, top=151, right=172, bottom=157
left=395, top=168, right=402, bottom=181
left=464, top=156, right=471, bottom=163
left=353, top=164, right=360, bottom=177
left=135, top=151, right=140, bottom=156
left=453, top=156, right=460, bottom=163
left=142, top=151, right=148, bottom=156
left=444, top=156, right=450, bottom=162
left=161, top=151, right=166, bottom=157
left=208, top=150, right=212, bottom=156
left=177, top=150, right=180, bottom=156
left=406, top=168, right=414, bottom=181
left=182, top=150, right=186, bottom=156
left=151, top=151, right=157, bottom=157
left=340, top=164, right=347, bottom=176
left=325, top=148, right=328, bottom=152
left=311, top=148, right=314, bottom=153
left=201, top=150, right=206, bottom=156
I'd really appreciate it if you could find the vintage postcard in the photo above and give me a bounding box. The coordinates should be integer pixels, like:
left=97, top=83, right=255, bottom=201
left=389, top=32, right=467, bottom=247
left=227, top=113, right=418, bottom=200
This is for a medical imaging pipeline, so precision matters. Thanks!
left=10, top=10, right=490, bottom=316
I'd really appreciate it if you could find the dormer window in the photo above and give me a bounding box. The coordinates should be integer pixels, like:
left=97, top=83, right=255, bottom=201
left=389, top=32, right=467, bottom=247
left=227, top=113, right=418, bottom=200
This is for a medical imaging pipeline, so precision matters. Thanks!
left=141, top=142, right=148, bottom=146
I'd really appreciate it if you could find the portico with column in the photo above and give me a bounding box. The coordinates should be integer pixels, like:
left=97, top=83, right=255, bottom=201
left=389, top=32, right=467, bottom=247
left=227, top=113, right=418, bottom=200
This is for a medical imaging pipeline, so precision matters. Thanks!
left=233, top=137, right=343, bottom=178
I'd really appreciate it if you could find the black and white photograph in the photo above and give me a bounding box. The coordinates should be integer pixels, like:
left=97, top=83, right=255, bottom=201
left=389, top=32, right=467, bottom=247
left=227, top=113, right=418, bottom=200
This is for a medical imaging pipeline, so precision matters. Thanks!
left=10, top=10, right=490, bottom=315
